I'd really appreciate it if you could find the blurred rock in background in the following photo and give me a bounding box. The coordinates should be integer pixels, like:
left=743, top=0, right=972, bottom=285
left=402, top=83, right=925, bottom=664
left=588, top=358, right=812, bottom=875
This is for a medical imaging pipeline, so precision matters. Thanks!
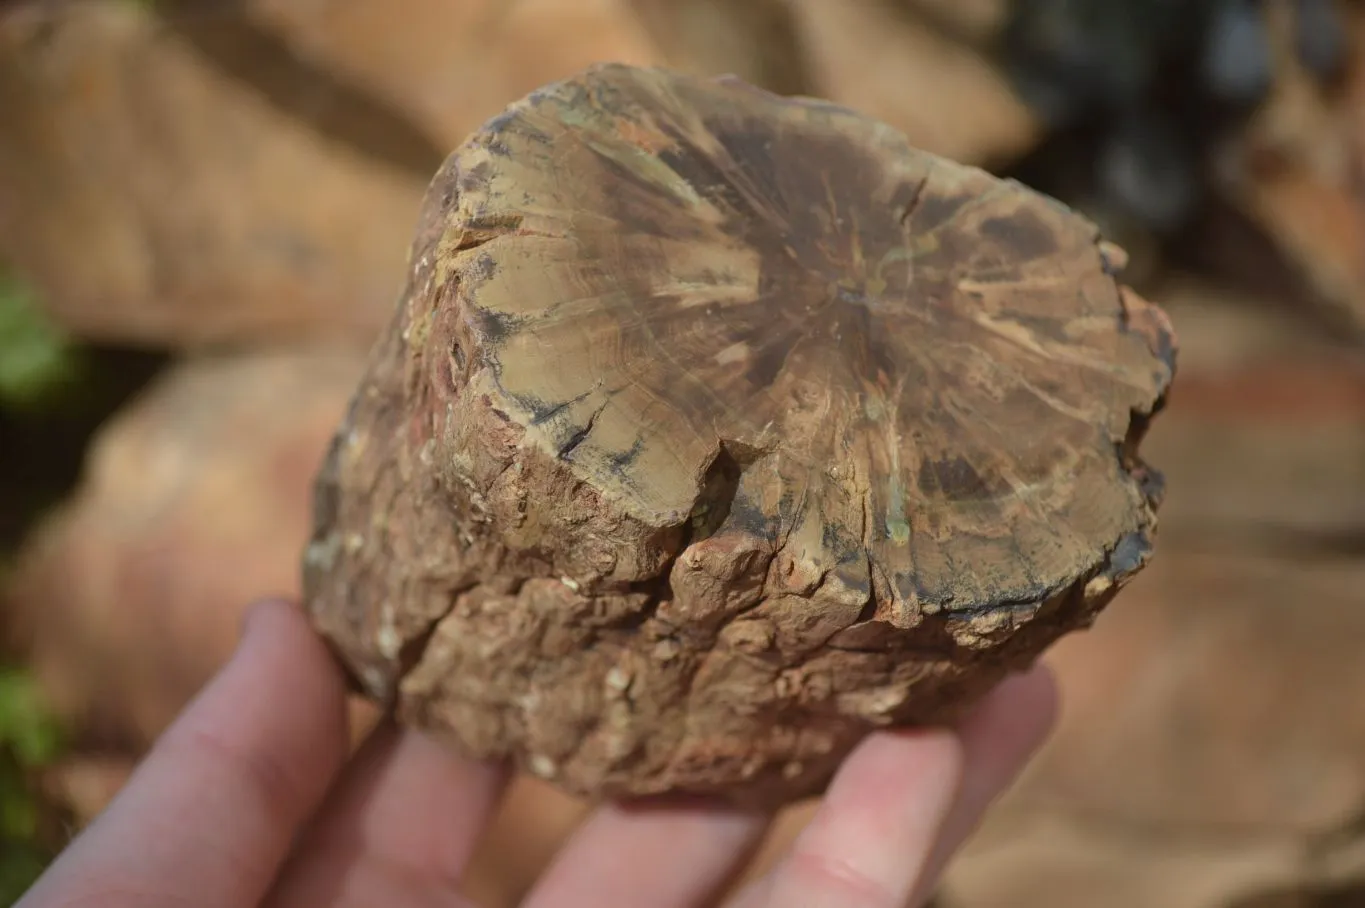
left=1212, top=0, right=1365, bottom=341
left=0, top=0, right=1363, bottom=905
left=6, top=349, right=368, bottom=749
left=0, top=2, right=424, bottom=349
left=787, top=0, right=1043, bottom=168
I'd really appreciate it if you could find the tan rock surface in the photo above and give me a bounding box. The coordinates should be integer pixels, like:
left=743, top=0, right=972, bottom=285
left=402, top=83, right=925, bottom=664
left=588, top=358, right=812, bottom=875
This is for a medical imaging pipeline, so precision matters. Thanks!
left=789, top=0, right=1042, bottom=168
left=1021, top=551, right=1365, bottom=833
left=0, top=2, right=424, bottom=349
left=249, top=0, right=662, bottom=153
left=625, top=0, right=810, bottom=95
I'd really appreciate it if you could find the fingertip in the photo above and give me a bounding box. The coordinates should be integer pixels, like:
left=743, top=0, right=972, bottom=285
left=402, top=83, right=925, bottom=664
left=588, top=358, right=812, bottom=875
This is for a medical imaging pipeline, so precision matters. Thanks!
left=755, top=726, right=963, bottom=908
left=236, top=597, right=346, bottom=688
left=847, top=724, right=966, bottom=794
left=1025, top=663, right=1061, bottom=739
left=1012, top=661, right=1059, bottom=714
left=892, top=665, right=1063, bottom=905
left=964, top=662, right=1060, bottom=756
left=233, top=598, right=287, bottom=660
left=238, top=596, right=302, bottom=641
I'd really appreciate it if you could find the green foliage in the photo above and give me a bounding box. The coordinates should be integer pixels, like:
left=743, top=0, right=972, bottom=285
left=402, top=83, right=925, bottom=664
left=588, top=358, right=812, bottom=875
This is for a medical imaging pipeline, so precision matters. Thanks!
left=0, top=668, right=64, bottom=906
left=0, top=671, right=63, bottom=770
left=0, top=271, right=84, bottom=414
left=0, top=841, right=48, bottom=908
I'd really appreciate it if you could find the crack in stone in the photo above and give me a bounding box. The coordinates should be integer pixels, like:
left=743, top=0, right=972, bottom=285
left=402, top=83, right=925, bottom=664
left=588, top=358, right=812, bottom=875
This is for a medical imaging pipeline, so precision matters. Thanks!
left=454, top=213, right=526, bottom=251
left=557, top=401, right=608, bottom=460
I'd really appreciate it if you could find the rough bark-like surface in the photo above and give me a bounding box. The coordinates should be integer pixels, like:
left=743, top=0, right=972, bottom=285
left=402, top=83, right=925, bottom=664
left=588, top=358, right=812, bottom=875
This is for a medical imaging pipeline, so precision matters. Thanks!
left=303, top=64, right=1176, bottom=804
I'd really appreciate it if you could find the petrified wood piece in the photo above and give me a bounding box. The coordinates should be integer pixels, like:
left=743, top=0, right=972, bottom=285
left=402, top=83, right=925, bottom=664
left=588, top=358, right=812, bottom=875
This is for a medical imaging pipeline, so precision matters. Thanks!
left=303, top=64, right=1176, bottom=804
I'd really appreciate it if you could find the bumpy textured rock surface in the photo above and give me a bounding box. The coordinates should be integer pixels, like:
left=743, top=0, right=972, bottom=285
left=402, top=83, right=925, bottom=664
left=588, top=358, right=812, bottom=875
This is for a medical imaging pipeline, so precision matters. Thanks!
left=303, top=64, right=1176, bottom=804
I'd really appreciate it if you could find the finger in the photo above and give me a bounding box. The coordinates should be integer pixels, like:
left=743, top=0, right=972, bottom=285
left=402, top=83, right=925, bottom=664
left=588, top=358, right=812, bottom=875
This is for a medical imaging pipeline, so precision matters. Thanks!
left=737, top=727, right=964, bottom=908
left=907, top=665, right=1058, bottom=904
left=264, top=721, right=508, bottom=907
left=19, top=599, right=351, bottom=908
left=521, top=796, right=769, bottom=908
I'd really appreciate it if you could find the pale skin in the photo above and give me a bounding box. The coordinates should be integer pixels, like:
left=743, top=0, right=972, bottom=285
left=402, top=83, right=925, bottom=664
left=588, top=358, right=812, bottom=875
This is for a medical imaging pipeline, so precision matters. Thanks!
left=17, top=599, right=1056, bottom=908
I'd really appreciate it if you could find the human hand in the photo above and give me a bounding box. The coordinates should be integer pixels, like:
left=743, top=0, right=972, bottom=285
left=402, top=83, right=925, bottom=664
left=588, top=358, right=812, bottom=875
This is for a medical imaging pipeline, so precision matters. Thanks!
left=17, top=599, right=1056, bottom=908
